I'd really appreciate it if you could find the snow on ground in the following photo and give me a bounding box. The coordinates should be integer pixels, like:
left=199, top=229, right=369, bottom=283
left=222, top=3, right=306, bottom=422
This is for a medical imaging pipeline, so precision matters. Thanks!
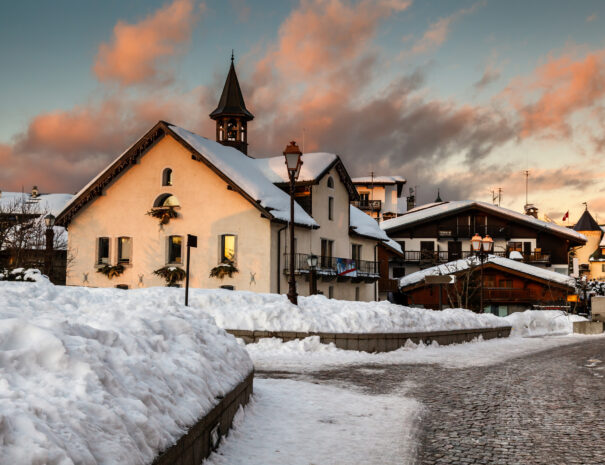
left=182, top=290, right=510, bottom=333
left=0, top=276, right=252, bottom=465
left=205, top=378, right=419, bottom=465
left=245, top=333, right=601, bottom=372
left=245, top=310, right=593, bottom=372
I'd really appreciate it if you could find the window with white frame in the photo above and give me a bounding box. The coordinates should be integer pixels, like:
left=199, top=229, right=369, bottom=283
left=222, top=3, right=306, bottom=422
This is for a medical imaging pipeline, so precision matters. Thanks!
left=117, top=237, right=132, bottom=264
left=97, top=237, right=110, bottom=265
left=168, top=235, right=183, bottom=264
left=220, top=234, right=236, bottom=263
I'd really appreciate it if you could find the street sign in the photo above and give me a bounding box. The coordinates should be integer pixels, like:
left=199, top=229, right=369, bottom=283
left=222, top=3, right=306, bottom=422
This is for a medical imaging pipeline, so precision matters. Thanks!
left=187, top=234, right=198, bottom=248
left=424, top=275, right=456, bottom=285
left=566, top=294, right=578, bottom=302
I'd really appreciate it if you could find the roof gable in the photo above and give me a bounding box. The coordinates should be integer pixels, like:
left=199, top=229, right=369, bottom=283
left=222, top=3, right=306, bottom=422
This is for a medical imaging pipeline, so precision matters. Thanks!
left=380, top=200, right=586, bottom=243
left=56, top=121, right=317, bottom=228
left=573, top=209, right=601, bottom=232
left=399, top=255, right=575, bottom=290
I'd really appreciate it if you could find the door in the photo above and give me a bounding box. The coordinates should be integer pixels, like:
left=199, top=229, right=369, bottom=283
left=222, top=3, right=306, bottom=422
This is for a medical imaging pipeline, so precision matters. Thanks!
left=420, top=241, right=435, bottom=261
left=448, top=241, right=462, bottom=261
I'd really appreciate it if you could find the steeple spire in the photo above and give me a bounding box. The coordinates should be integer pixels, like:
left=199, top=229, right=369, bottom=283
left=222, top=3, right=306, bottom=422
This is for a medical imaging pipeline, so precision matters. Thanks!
left=210, top=54, right=254, bottom=155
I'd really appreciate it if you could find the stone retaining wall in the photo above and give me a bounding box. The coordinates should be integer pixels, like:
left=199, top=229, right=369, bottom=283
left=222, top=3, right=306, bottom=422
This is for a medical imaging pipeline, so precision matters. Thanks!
left=227, top=327, right=512, bottom=352
left=152, top=371, right=253, bottom=465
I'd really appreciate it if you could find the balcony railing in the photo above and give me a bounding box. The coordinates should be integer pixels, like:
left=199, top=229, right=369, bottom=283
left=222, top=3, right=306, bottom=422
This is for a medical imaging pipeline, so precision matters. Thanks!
left=283, top=253, right=380, bottom=282
left=483, top=288, right=536, bottom=302
left=402, top=250, right=551, bottom=265
left=437, top=225, right=511, bottom=238
left=351, top=200, right=382, bottom=212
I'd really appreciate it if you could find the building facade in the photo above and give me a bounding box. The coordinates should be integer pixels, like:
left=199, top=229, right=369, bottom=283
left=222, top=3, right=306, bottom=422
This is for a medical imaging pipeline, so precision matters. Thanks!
left=380, top=200, right=587, bottom=279
left=57, top=61, right=391, bottom=300
left=351, top=176, right=406, bottom=222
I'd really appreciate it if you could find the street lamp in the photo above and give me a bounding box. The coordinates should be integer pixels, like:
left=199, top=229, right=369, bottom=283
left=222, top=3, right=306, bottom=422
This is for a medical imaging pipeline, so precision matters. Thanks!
left=284, top=141, right=303, bottom=305
left=307, top=254, right=318, bottom=295
left=471, top=233, right=494, bottom=312
left=44, top=213, right=56, bottom=279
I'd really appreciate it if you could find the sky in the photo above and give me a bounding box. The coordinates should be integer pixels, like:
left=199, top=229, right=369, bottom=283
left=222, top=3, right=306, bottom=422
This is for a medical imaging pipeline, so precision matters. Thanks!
left=1, top=0, right=605, bottom=224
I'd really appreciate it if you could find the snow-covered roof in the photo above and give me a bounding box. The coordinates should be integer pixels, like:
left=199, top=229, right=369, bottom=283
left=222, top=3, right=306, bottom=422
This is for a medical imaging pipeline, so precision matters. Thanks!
left=399, top=255, right=575, bottom=289
left=170, top=125, right=318, bottom=227
left=383, top=238, right=403, bottom=254
left=0, top=192, right=73, bottom=216
left=351, top=175, right=406, bottom=184
left=254, top=152, right=338, bottom=183
left=380, top=200, right=586, bottom=243
left=349, top=205, right=390, bottom=241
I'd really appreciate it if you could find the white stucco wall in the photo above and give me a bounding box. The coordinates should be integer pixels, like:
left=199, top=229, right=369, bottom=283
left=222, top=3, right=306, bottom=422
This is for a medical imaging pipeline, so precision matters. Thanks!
left=67, top=135, right=273, bottom=291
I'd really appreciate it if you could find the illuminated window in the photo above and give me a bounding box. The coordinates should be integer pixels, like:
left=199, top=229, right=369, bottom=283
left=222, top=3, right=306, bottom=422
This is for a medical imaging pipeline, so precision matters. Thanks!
left=117, top=237, right=132, bottom=264
left=168, top=236, right=183, bottom=264
left=97, top=237, right=110, bottom=265
left=221, top=234, right=236, bottom=262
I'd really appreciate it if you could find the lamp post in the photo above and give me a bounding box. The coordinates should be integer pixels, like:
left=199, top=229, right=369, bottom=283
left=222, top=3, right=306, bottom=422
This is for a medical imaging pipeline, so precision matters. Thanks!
left=284, top=141, right=303, bottom=305
left=307, top=254, right=318, bottom=295
left=44, top=214, right=56, bottom=279
left=470, top=233, right=494, bottom=312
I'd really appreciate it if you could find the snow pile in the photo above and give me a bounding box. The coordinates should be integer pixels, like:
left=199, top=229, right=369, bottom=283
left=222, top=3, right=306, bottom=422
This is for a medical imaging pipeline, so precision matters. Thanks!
left=504, top=310, right=587, bottom=337
left=183, top=290, right=509, bottom=333
left=0, top=279, right=252, bottom=465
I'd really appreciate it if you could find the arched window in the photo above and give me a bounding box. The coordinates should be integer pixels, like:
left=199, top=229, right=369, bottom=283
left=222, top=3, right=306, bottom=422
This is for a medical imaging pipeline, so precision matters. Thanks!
left=162, top=168, right=173, bottom=186
left=327, top=176, right=334, bottom=189
left=226, top=119, right=237, bottom=141
left=154, top=193, right=180, bottom=207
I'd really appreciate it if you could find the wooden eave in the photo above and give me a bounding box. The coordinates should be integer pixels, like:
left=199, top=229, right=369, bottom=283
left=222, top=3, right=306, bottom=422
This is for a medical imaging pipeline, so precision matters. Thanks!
left=385, top=203, right=585, bottom=245
left=56, top=121, right=278, bottom=228
left=378, top=240, right=405, bottom=258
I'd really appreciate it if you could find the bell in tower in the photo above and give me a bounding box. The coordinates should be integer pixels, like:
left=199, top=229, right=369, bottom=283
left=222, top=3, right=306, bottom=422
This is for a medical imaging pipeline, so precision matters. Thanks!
left=209, top=52, right=254, bottom=155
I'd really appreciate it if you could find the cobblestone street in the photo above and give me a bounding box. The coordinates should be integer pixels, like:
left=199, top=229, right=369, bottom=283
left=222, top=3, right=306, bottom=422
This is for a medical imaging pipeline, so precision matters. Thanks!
left=258, top=338, right=605, bottom=465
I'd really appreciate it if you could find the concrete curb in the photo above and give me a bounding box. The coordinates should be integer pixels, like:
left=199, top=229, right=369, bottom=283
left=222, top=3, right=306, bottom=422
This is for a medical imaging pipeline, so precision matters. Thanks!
left=152, top=371, right=254, bottom=465
left=227, top=327, right=512, bottom=352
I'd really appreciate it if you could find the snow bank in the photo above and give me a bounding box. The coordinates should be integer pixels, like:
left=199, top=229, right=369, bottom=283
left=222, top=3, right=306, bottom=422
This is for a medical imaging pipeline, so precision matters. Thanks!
left=505, top=310, right=587, bottom=337
left=182, top=289, right=509, bottom=333
left=0, top=278, right=252, bottom=465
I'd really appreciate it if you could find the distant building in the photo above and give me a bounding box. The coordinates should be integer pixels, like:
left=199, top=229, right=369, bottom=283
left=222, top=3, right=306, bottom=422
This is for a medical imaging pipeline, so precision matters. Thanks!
left=0, top=187, right=73, bottom=284
left=398, top=255, right=575, bottom=316
left=351, top=175, right=406, bottom=222
left=380, top=200, right=586, bottom=278
left=571, top=208, right=605, bottom=279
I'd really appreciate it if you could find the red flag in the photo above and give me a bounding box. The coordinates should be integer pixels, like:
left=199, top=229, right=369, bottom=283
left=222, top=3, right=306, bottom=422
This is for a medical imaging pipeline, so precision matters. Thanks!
left=562, top=211, right=569, bottom=221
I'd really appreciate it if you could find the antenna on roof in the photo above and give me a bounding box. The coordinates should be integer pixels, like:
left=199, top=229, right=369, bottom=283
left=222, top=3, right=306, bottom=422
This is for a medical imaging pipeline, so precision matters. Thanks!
left=583, top=201, right=588, bottom=210
left=524, top=170, right=530, bottom=207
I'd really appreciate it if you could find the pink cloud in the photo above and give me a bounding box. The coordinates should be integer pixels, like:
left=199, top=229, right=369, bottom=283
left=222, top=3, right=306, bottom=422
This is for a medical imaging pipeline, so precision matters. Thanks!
left=407, top=1, right=484, bottom=56
left=506, top=50, right=605, bottom=138
left=93, top=0, right=201, bottom=86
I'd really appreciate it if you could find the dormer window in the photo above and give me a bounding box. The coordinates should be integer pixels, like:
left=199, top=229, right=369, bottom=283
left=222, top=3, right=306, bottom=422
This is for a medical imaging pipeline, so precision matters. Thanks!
left=162, top=168, right=173, bottom=186
left=154, top=193, right=180, bottom=207
left=327, top=176, right=334, bottom=189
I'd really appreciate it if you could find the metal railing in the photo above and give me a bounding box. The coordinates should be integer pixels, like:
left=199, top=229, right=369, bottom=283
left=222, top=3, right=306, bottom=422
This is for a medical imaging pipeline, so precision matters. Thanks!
left=283, top=253, right=380, bottom=278
left=483, top=288, right=536, bottom=302
left=436, top=225, right=511, bottom=238
left=351, top=200, right=382, bottom=212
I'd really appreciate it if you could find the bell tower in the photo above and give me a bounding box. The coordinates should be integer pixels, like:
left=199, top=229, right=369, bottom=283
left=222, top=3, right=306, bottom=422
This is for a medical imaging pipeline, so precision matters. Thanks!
left=209, top=53, right=254, bottom=155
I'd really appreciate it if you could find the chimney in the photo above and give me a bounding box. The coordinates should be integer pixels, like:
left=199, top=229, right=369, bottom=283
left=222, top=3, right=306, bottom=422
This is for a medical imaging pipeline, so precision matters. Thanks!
left=524, top=203, right=538, bottom=218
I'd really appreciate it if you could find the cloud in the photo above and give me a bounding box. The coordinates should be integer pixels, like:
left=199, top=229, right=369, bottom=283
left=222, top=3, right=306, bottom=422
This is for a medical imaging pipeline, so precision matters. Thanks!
left=505, top=49, right=605, bottom=138
left=93, top=0, right=201, bottom=86
left=587, top=13, right=597, bottom=22
left=407, top=1, right=484, bottom=56
left=229, top=0, right=251, bottom=23
left=473, top=64, right=501, bottom=91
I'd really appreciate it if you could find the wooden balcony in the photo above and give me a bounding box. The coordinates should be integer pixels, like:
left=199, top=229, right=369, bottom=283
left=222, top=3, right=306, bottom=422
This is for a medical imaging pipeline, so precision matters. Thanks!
left=351, top=200, right=382, bottom=212
left=402, top=250, right=551, bottom=265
